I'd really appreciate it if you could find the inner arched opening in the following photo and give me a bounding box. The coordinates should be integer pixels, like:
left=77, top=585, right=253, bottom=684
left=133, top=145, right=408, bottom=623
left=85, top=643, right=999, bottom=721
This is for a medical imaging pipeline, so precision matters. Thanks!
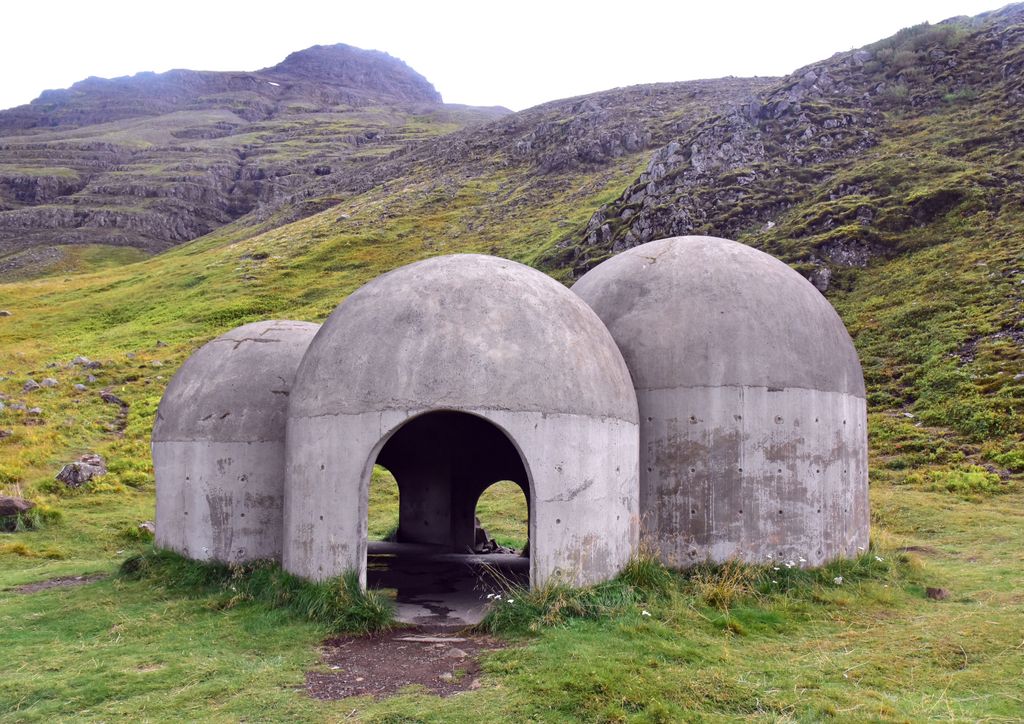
left=364, top=411, right=531, bottom=627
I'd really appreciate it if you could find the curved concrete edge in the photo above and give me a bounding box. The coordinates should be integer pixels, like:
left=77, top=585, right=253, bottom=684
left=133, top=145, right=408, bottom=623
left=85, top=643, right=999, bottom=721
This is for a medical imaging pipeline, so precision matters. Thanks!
left=639, top=386, right=869, bottom=567
left=153, top=439, right=285, bottom=563
left=282, top=408, right=639, bottom=588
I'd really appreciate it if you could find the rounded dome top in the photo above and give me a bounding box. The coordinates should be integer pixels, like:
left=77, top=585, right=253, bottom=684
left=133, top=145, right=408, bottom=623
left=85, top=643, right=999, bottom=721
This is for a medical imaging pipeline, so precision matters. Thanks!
left=571, top=236, right=864, bottom=396
left=289, top=254, right=637, bottom=422
left=153, top=320, right=320, bottom=442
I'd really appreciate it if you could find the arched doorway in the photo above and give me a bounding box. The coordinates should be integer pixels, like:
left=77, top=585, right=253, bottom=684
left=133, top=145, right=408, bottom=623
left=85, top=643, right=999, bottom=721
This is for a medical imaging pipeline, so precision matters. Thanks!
left=364, top=411, right=532, bottom=626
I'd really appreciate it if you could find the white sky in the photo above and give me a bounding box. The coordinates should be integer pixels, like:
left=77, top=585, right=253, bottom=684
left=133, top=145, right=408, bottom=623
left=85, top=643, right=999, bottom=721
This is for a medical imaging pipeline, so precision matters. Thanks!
left=0, top=0, right=1006, bottom=112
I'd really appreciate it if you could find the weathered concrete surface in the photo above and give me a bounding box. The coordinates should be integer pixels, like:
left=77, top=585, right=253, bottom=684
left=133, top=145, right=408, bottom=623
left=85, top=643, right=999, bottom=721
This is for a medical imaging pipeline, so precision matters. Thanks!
left=153, top=320, right=319, bottom=563
left=284, top=254, right=639, bottom=587
left=572, top=236, right=869, bottom=566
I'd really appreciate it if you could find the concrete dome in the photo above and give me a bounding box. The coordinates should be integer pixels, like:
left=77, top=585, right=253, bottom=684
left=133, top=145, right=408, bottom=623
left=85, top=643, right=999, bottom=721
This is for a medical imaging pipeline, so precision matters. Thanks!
left=284, top=254, right=640, bottom=587
left=153, top=320, right=320, bottom=563
left=573, top=236, right=869, bottom=567
left=288, top=254, right=637, bottom=422
left=571, top=236, right=864, bottom=396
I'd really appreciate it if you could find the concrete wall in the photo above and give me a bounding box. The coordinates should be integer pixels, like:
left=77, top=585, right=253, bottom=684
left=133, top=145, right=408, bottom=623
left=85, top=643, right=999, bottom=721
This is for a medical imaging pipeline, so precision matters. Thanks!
left=283, top=407, right=638, bottom=587
left=639, top=386, right=868, bottom=566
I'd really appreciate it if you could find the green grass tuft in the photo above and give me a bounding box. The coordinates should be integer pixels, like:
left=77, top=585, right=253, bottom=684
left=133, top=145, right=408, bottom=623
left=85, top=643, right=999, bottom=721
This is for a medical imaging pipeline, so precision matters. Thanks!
left=120, top=548, right=394, bottom=634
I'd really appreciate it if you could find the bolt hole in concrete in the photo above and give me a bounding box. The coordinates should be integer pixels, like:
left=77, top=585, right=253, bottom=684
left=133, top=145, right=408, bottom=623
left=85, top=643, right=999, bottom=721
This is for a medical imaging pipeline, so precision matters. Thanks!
left=365, top=411, right=530, bottom=628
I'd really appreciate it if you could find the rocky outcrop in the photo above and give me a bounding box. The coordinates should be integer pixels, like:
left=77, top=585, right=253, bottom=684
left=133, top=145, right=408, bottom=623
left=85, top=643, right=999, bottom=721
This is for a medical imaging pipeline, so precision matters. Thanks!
left=554, top=5, right=1024, bottom=278
left=0, top=44, right=495, bottom=271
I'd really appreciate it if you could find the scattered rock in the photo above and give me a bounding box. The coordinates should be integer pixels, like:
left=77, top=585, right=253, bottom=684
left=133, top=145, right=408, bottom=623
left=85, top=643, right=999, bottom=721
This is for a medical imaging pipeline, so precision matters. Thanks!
left=83, top=360, right=103, bottom=370
left=0, top=496, right=35, bottom=517
left=100, top=391, right=128, bottom=407
left=23, top=379, right=40, bottom=392
left=0, top=430, right=12, bottom=439
left=926, top=587, right=951, bottom=600
left=26, top=407, right=43, bottom=416
left=71, top=356, right=91, bottom=366
left=0, top=310, right=11, bottom=316
left=86, top=374, right=98, bottom=383
left=138, top=521, right=156, bottom=535
left=73, top=384, right=87, bottom=392
left=471, top=517, right=516, bottom=554
left=126, top=353, right=136, bottom=359
left=155, top=340, right=168, bottom=348
left=445, top=647, right=469, bottom=659
left=151, top=360, right=163, bottom=367
left=56, top=454, right=107, bottom=488
left=10, top=402, right=26, bottom=412
left=40, top=378, right=58, bottom=388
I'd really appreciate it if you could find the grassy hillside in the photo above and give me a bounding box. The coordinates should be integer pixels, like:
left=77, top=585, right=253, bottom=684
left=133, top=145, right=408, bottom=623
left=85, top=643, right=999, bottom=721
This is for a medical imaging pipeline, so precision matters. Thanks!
left=1, top=9, right=1022, bottom=722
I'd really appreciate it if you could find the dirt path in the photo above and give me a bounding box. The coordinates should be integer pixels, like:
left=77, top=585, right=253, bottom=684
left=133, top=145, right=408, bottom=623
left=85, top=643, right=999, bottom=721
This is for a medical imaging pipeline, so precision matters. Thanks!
left=7, top=573, right=107, bottom=593
left=306, top=627, right=507, bottom=700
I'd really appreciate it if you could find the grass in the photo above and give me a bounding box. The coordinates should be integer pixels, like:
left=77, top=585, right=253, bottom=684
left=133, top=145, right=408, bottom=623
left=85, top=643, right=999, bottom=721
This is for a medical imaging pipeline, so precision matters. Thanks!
left=120, top=549, right=394, bottom=635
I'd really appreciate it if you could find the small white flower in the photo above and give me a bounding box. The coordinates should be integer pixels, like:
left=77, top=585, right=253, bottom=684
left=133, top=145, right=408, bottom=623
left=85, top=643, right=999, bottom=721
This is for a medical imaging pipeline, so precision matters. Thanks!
left=506, top=599, right=514, bottom=604
left=486, top=593, right=495, bottom=599
left=798, top=557, right=807, bottom=563
left=875, top=555, right=884, bottom=562
left=641, top=610, right=651, bottom=617
left=857, top=546, right=866, bottom=551
left=771, top=580, right=778, bottom=584
left=833, top=576, right=844, bottom=585
left=773, top=566, right=780, bottom=571
left=766, top=553, right=773, bottom=559
left=785, top=561, right=795, bottom=569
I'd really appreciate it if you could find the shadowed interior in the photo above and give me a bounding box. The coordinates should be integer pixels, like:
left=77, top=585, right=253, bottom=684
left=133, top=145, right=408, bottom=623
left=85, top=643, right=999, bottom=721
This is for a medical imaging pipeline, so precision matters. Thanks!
left=366, top=411, right=532, bottom=626
left=375, top=411, right=530, bottom=552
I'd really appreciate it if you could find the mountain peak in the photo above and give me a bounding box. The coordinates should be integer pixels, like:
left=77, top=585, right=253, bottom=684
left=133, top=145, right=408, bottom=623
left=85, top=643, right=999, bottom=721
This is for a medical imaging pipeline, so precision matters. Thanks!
left=266, top=44, right=442, bottom=103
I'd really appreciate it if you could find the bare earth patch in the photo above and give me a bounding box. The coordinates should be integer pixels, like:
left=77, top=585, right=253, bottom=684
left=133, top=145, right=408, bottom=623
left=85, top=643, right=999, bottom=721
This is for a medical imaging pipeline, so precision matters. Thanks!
left=306, top=628, right=507, bottom=700
left=8, top=573, right=107, bottom=593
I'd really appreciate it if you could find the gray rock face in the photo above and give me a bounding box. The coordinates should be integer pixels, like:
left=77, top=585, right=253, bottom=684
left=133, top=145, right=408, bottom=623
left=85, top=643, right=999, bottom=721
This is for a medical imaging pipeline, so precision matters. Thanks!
left=572, top=236, right=869, bottom=567
left=152, top=320, right=320, bottom=563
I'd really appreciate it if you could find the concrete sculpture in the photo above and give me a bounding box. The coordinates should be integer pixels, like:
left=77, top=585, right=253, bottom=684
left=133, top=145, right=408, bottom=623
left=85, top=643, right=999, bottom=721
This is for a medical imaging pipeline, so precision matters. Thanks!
left=572, top=236, right=869, bottom=566
left=153, top=237, right=869, bottom=594
left=152, top=319, right=320, bottom=563
left=283, top=254, right=639, bottom=587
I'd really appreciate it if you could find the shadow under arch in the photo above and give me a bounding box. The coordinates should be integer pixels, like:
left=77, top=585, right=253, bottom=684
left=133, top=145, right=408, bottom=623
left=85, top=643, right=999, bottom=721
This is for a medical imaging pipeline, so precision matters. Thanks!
left=361, top=409, right=534, bottom=625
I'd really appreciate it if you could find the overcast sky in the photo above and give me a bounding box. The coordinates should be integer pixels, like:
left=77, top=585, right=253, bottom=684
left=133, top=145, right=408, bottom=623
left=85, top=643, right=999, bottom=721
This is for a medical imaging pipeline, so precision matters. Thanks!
left=0, top=0, right=1006, bottom=112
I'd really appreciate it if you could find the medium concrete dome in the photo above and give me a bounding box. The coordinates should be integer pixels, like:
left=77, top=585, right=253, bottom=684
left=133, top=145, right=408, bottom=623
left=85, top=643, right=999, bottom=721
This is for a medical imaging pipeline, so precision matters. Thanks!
left=287, top=254, right=637, bottom=422
left=153, top=320, right=320, bottom=563
left=284, top=254, right=640, bottom=587
left=572, top=236, right=869, bottom=567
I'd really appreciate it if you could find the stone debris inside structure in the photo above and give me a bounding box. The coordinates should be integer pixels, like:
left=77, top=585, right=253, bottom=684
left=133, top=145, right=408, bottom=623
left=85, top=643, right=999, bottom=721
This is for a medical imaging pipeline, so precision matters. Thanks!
left=152, top=236, right=869, bottom=625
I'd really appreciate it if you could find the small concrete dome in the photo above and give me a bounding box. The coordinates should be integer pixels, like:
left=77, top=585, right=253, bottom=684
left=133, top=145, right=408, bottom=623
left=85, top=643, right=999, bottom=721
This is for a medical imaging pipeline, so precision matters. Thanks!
left=572, top=236, right=869, bottom=567
left=153, top=320, right=320, bottom=563
left=284, top=254, right=640, bottom=587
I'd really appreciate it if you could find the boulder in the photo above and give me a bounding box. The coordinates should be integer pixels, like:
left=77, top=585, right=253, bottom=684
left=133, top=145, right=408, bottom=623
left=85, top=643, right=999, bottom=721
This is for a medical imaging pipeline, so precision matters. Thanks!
left=56, top=454, right=107, bottom=488
left=99, top=391, right=128, bottom=407
left=0, top=496, right=35, bottom=517
left=23, top=379, right=40, bottom=392
left=41, top=378, right=59, bottom=388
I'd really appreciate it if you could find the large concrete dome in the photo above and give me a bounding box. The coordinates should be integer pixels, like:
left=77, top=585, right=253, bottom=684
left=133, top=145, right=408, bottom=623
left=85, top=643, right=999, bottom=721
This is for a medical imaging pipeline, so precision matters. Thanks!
left=572, top=236, right=869, bottom=567
left=284, top=254, right=640, bottom=587
left=153, top=320, right=320, bottom=563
